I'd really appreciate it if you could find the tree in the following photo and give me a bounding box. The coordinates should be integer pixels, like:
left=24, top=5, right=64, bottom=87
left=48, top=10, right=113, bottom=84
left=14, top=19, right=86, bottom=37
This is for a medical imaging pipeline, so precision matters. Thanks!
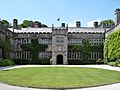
left=18, top=24, right=25, bottom=28
left=41, top=24, right=48, bottom=27
left=0, top=19, right=48, bottom=28
left=34, top=21, right=41, bottom=27
left=18, top=20, right=48, bottom=28
left=23, top=20, right=30, bottom=27
left=99, top=19, right=115, bottom=28
left=28, top=21, right=34, bottom=27
left=1, top=20, right=9, bottom=28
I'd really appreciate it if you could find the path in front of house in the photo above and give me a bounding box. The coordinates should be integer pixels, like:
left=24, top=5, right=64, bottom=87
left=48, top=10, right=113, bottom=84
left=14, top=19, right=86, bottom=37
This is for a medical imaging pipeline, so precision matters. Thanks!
left=0, top=65, right=120, bottom=90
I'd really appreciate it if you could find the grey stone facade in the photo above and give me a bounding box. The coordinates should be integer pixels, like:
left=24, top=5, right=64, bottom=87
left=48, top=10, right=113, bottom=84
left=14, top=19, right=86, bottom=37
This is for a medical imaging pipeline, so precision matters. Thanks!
left=0, top=24, right=116, bottom=65
left=8, top=25, right=105, bottom=65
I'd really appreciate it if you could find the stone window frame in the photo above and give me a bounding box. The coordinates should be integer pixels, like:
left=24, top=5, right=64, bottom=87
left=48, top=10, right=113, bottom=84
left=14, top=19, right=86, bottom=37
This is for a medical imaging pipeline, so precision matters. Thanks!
left=56, top=36, right=64, bottom=44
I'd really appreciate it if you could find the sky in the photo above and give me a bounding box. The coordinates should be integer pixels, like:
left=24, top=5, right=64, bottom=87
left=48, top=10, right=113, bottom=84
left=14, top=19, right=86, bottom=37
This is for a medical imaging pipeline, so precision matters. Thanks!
left=0, top=0, right=120, bottom=27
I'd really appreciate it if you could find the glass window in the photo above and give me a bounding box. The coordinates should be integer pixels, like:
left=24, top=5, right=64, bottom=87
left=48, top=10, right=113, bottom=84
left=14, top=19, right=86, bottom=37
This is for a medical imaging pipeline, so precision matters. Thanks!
left=56, top=37, right=59, bottom=42
left=56, top=37, right=64, bottom=43
left=60, top=37, right=64, bottom=43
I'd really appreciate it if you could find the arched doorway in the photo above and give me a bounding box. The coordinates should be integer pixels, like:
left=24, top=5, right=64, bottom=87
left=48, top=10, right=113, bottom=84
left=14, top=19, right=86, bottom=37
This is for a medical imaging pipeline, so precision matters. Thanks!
left=57, top=54, right=63, bottom=64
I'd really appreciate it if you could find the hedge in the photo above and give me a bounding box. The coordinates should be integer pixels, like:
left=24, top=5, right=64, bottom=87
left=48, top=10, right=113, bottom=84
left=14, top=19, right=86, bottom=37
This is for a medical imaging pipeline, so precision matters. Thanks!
left=104, top=29, right=120, bottom=63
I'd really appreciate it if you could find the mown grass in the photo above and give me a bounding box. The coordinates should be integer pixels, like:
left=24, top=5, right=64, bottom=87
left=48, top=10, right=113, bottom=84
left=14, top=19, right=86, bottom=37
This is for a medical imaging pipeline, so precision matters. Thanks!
left=0, top=67, right=120, bottom=89
left=119, top=64, right=120, bottom=67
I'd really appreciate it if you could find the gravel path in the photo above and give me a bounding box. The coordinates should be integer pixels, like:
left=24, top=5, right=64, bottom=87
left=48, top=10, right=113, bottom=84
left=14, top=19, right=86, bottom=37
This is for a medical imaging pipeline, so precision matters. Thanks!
left=0, top=65, right=120, bottom=90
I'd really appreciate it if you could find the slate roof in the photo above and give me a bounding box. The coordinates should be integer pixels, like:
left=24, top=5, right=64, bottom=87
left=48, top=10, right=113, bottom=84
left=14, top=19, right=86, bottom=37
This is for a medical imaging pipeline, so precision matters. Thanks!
left=8, top=27, right=106, bottom=33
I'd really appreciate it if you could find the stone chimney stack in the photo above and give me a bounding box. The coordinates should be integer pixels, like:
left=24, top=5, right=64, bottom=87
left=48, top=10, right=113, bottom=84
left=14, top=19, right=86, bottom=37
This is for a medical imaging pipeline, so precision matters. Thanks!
left=61, top=23, right=65, bottom=27
left=94, top=21, right=98, bottom=28
left=13, top=19, right=18, bottom=28
left=115, top=8, right=120, bottom=25
left=76, top=21, right=81, bottom=27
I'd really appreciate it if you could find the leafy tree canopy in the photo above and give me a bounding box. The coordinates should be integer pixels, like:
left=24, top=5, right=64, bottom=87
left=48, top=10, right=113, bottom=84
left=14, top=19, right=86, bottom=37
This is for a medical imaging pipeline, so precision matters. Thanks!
left=1, top=20, right=10, bottom=28
left=18, top=20, right=48, bottom=28
left=0, top=19, right=48, bottom=28
left=99, top=19, right=115, bottom=28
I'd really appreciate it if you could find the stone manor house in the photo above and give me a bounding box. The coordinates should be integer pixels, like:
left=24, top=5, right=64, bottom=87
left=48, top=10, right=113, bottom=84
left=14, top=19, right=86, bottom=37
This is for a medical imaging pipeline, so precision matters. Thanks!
left=0, top=9, right=120, bottom=65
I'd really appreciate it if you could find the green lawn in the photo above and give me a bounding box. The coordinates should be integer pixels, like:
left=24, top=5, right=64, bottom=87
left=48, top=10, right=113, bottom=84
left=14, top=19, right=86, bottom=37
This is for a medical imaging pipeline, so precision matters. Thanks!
left=118, top=64, right=120, bottom=67
left=0, top=67, right=120, bottom=89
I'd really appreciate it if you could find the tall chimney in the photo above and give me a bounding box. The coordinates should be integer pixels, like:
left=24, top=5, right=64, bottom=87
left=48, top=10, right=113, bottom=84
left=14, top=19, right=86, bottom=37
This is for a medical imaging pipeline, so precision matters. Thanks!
left=115, top=8, right=120, bottom=25
left=76, top=21, right=81, bottom=27
left=61, top=23, right=65, bottom=27
left=94, top=21, right=98, bottom=28
left=13, top=19, right=18, bottom=28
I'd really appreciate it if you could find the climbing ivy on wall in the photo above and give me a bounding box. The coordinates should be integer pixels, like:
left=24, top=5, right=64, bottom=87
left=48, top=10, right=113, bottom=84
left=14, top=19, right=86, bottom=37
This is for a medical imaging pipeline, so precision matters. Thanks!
left=81, top=39, right=91, bottom=63
left=0, top=36, right=11, bottom=59
left=68, top=39, right=91, bottom=63
left=104, top=29, right=120, bottom=63
left=68, top=42, right=103, bottom=52
left=68, top=39, right=104, bottom=63
left=21, top=38, right=48, bottom=63
left=90, top=45, right=104, bottom=52
left=68, top=44, right=82, bottom=52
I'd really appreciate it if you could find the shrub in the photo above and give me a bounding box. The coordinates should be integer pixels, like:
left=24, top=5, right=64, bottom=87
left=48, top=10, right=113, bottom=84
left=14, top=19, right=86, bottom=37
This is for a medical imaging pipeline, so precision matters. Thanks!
left=96, top=59, right=104, bottom=65
left=107, top=59, right=120, bottom=67
left=39, top=58, right=50, bottom=65
left=0, top=59, right=6, bottom=67
left=13, top=59, right=32, bottom=65
left=13, top=58, right=50, bottom=65
left=9, top=59, right=15, bottom=65
left=107, top=62, right=115, bottom=66
left=4, top=59, right=13, bottom=66
left=0, top=58, right=15, bottom=67
left=104, top=29, right=120, bottom=63
left=114, top=59, right=120, bottom=67
left=104, top=58, right=108, bottom=64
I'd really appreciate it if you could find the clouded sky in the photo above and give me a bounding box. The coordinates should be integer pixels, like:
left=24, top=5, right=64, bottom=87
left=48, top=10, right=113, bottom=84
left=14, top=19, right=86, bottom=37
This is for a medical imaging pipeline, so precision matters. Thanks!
left=0, top=0, right=120, bottom=27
